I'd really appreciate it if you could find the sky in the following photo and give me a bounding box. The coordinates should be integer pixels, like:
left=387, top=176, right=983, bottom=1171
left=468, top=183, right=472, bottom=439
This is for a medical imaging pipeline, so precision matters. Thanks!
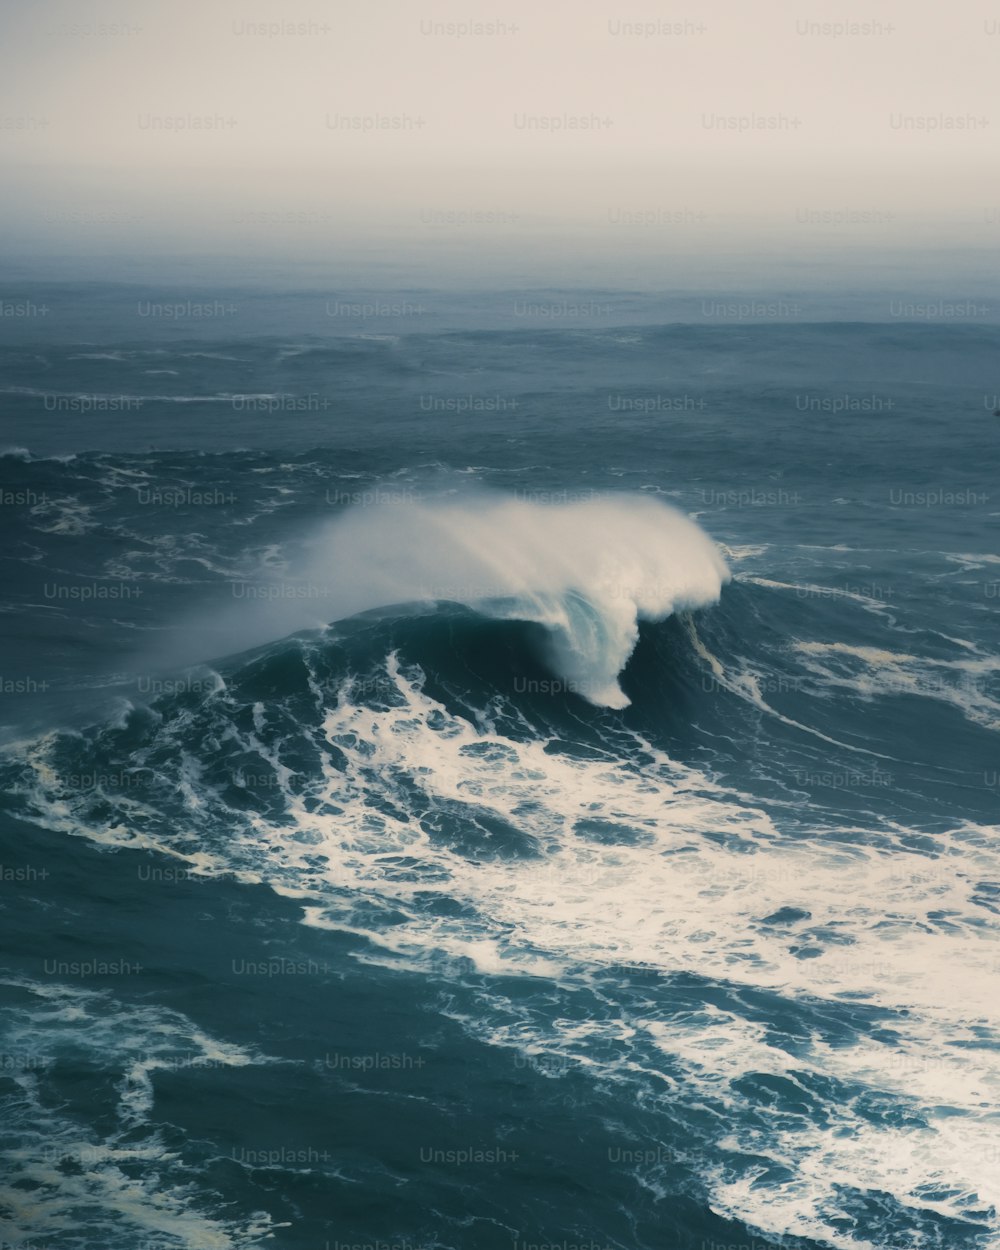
left=1, top=0, right=997, bottom=285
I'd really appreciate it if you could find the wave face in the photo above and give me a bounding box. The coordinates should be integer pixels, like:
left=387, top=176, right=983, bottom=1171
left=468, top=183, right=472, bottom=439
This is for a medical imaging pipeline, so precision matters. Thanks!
left=299, top=492, right=729, bottom=709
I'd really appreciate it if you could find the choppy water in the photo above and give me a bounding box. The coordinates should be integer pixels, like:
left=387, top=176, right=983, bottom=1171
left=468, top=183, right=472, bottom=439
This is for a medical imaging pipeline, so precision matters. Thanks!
left=1, top=286, right=998, bottom=1250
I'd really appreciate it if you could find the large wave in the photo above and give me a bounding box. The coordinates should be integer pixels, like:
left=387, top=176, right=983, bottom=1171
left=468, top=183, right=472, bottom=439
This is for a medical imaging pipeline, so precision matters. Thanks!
left=214, top=492, right=729, bottom=710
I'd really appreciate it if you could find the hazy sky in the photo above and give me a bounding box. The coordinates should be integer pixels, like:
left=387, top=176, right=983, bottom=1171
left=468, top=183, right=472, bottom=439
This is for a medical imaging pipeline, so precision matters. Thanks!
left=1, top=0, right=997, bottom=282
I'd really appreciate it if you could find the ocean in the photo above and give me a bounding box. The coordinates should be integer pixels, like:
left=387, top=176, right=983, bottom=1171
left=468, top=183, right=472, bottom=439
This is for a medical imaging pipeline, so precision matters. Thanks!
left=1, top=283, right=998, bottom=1250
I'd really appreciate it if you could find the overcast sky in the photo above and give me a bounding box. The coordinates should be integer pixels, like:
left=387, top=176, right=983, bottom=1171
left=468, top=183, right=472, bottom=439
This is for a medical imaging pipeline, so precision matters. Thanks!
left=2, top=0, right=996, bottom=283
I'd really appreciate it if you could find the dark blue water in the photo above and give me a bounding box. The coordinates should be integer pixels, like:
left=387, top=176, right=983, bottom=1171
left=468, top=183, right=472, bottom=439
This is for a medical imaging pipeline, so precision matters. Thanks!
left=1, top=284, right=998, bottom=1250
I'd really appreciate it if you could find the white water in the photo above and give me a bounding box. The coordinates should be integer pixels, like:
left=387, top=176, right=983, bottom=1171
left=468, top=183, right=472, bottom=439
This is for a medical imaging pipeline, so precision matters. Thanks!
left=13, top=648, right=1000, bottom=1249
left=0, top=976, right=281, bottom=1250
left=198, top=491, right=729, bottom=709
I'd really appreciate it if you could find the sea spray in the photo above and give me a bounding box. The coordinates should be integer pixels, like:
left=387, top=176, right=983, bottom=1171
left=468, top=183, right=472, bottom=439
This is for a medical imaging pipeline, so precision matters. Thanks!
left=198, top=491, right=730, bottom=709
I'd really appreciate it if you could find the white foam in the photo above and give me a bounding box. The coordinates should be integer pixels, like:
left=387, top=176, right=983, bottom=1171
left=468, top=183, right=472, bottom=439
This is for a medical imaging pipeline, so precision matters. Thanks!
left=0, top=975, right=282, bottom=1249
left=246, top=662, right=1000, bottom=1244
left=29, top=494, right=97, bottom=535
left=9, top=649, right=1000, bottom=1248
left=794, top=640, right=1000, bottom=730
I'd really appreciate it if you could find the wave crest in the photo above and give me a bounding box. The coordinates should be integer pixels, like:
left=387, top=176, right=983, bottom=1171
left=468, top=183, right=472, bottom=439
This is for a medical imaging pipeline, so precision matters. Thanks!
left=309, top=492, right=729, bottom=708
